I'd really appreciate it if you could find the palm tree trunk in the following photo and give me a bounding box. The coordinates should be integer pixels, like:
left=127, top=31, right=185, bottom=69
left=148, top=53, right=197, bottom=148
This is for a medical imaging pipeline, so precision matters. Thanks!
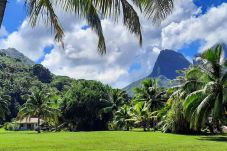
left=0, top=0, right=7, bottom=27
left=143, top=123, right=146, bottom=131
left=37, top=117, right=41, bottom=133
left=143, top=126, right=146, bottom=132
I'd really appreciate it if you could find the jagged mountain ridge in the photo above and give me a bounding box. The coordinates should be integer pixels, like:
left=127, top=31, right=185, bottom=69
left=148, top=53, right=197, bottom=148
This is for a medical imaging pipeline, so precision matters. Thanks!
left=149, top=49, right=191, bottom=79
left=123, top=49, right=191, bottom=96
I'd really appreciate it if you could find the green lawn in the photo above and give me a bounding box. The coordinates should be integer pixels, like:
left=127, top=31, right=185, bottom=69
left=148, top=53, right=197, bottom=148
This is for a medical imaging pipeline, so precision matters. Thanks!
left=0, top=130, right=227, bottom=151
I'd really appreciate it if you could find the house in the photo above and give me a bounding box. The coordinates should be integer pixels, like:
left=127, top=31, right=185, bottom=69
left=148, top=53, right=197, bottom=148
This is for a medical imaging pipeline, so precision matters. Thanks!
left=16, top=118, right=44, bottom=130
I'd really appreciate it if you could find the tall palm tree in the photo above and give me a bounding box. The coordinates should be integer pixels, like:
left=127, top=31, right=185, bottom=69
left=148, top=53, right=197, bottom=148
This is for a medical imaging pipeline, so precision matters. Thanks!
left=161, top=67, right=207, bottom=133
left=184, top=45, right=227, bottom=133
left=17, top=87, right=60, bottom=133
left=0, top=0, right=174, bottom=54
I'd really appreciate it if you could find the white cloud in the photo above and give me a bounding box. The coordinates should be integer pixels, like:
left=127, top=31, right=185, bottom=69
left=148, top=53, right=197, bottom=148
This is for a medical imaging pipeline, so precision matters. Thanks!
left=162, top=3, right=227, bottom=52
left=0, top=21, right=54, bottom=60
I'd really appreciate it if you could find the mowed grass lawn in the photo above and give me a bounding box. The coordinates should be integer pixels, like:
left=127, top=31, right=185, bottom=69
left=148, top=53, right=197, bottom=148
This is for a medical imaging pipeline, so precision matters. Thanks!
left=0, top=130, right=227, bottom=151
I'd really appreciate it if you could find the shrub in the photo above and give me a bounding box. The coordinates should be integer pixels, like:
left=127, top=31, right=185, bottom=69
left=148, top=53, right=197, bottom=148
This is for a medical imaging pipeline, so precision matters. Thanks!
left=4, top=122, right=19, bottom=131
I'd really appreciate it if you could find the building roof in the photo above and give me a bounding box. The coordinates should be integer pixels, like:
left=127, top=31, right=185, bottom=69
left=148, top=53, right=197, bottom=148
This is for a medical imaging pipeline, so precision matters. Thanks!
left=16, top=118, right=44, bottom=124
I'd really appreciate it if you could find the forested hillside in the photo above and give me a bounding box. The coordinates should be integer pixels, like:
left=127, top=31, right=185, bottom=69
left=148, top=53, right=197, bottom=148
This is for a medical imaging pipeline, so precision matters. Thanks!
left=0, top=49, right=129, bottom=131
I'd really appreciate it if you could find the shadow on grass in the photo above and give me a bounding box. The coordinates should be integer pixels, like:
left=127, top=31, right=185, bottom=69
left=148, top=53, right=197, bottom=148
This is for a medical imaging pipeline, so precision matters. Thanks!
left=0, top=131, right=49, bottom=135
left=198, top=135, right=227, bottom=142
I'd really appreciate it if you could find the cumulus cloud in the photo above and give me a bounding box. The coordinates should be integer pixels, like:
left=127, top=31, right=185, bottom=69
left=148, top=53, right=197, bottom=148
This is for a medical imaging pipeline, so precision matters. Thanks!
left=0, top=21, right=54, bottom=60
left=162, top=2, right=227, bottom=52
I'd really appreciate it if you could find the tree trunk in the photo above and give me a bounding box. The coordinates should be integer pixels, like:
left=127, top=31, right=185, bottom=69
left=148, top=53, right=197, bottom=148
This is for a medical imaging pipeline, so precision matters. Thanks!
left=143, top=123, right=146, bottom=131
left=126, top=121, right=129, bottom=131
left=37, top=117, right=41, bottom=133
left=126, top=126, right=129, bottom=131
left=0, top=0, right=7, bottom=27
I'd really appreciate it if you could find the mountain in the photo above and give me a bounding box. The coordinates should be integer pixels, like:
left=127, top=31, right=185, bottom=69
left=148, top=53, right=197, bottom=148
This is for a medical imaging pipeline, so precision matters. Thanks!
left=0, top=48, right=35, bottom=66
left=149, top=49, right=191, bottom=79
left=123, top=49, right=191, bottom=96
left=0, top=48, right=72, bottom=122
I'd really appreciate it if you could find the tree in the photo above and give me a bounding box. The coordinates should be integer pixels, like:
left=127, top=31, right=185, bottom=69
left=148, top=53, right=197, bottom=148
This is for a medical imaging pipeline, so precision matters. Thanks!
left=32, top=64, right=53, bottom=83
left=134, top=79, right=165, bottom=111
left=0, top=90, right=10, bottom=122
left=0, top=0, right=174, bottom=54
left=131, top=101, right=154, bottom=131
left=61, top=80, right=112, bottom=131
left=101, top=89, right=130, bottom=114
left=17, top=87, right=60, bottom=133
left=159, top=67, right=206, bottom=133
left=113, top=104, right=132, bottom=131
left=184, top=45, right=227, bottom=133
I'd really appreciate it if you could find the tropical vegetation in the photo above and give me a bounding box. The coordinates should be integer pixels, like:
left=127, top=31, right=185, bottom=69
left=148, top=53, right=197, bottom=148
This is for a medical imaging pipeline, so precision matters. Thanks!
left=1, top=44, right=227, bottom=134
left=17, top=87, right=60, bottom=133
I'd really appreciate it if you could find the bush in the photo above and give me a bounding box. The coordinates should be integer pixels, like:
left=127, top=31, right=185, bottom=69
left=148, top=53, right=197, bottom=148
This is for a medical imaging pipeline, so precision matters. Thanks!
left=4, top=122, right=19, bottom=131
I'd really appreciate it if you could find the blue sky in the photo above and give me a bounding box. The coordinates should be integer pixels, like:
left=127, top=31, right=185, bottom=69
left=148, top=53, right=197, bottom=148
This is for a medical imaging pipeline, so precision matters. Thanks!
left=1, top=0, right=227, bottom=88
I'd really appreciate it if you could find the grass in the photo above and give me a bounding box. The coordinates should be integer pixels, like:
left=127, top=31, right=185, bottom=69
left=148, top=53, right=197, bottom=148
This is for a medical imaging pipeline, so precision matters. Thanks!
left=0, top=130, right=227, bottom=151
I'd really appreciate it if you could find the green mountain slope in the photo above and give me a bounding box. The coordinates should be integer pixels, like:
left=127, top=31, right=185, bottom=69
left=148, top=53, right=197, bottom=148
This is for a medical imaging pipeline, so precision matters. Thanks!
left=0, top=49, right=72, bottom=122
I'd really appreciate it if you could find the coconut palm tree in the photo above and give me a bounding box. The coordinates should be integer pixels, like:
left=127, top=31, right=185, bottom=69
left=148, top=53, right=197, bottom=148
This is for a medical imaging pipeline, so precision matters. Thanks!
left=17, top=87, right=60, bottom=133
left=134, top=79, right=165, bottom=111
left=160, top=67, right=207, bottom=133
left=131, top=101, right=154, bottom=131
left=113, top=104, right=132, bottom=131
left=101, top=89, right=130, bottom=114
left=184, top=44, right=227, bottom=133
left=0, top=0, right=174, bottom=54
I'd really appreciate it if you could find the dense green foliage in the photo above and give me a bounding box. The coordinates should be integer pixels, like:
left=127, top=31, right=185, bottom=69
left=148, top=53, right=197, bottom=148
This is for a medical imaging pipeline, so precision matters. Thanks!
left=112, top=44, right=227, bottom=134
left=0, top=52, right=42, bottom=122
left=18, top=87, right=60, bottom=133
left=32, top=64, right=53, bottom=83
left=61, top=80, right=113, bottom=131
left=183, top=45, right=227, bottom=133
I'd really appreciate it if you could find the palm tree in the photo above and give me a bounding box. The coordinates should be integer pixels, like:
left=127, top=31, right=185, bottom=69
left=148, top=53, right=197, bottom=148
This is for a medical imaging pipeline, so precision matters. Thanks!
left=131, top=101, right=154, bottom=131
left=113, top=104, right=132, bottom=131
left=0, top=0, right=174, bottom=54
left=160, top=67, right=206, bottom=133
left=134, top=79, right=165, bottom=111
left=184, top=44, right=227, bottom=133
left=17, top=87, right=60, bottom=133
left=101, top=89, right=130, bottom=114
